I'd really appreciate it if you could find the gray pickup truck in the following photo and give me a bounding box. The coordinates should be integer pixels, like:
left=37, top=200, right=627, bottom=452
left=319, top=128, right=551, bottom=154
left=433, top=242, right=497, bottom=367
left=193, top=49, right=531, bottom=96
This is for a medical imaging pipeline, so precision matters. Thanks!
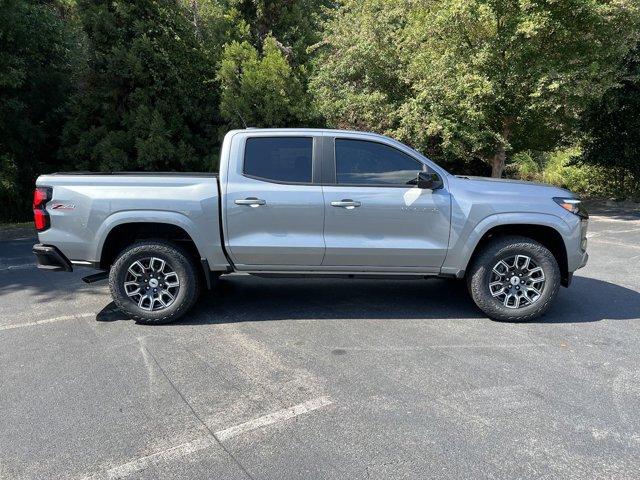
left=33, top=128, right=588, bottom=323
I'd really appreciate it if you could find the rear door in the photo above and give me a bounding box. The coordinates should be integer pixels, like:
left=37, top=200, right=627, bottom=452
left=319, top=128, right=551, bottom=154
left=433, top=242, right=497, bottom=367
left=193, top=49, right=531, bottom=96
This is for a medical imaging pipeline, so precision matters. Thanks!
left=321, top=135, right=451, bottom=270
left=223, top=133, right=325, bottom=268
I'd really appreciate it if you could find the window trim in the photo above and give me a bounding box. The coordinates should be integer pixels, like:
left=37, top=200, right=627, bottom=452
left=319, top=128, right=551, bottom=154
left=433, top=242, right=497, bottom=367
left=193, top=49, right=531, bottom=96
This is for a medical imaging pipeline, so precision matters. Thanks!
left=327, top=137, right=428, bottom=188
left=241, top=135, right=320, bottom=186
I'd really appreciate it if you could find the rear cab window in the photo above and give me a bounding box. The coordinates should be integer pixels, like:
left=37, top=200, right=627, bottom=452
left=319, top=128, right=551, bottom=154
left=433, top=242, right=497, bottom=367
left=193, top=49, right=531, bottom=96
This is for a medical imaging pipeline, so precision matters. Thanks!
left=243, top=137, right=313, bottom=183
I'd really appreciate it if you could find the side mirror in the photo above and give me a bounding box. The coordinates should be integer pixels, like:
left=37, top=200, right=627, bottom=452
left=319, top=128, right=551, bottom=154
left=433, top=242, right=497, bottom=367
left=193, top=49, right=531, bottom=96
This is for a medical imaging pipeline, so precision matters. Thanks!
left=417, top=171, right=443, bottom=190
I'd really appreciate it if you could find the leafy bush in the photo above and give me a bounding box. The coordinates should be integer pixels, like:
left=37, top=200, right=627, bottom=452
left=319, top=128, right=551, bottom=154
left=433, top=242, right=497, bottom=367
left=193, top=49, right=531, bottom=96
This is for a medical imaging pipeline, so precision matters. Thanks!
left=506, top=147, right=639, bottom=200
left=547, top=149, right=639, bottom=199
left=506, top=151, right=541, bottom=181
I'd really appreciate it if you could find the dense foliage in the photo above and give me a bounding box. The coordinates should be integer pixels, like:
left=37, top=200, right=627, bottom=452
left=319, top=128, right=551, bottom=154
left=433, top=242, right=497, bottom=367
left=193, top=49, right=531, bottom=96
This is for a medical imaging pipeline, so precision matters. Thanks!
left=1, top=0, right=639, bottom=222
left=0, top=0, right=80, bottom=221
left=579, top=46, right=640, bottom=198
left=218, top=36, right=314, bottom=128
left=312, top=0, right=640, bottom=178
left=59, top=0, right=221, bottom=172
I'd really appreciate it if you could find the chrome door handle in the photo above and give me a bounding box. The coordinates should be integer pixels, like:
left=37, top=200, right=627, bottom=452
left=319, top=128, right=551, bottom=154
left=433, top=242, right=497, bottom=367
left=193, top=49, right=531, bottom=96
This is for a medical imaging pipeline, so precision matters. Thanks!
left=331, top=199, right=361, bottom=209
left=235, top=197, right=266, bottom=207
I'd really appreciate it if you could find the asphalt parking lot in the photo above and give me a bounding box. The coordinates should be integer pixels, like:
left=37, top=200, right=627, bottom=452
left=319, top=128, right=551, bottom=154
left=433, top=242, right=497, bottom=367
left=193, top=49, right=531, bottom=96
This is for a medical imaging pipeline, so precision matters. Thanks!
left=1, top=209, right=640, bottom=480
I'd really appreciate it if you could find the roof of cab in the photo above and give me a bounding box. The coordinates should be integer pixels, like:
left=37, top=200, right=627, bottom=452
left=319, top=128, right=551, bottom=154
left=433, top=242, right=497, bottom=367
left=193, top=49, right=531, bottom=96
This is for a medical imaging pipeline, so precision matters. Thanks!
left=227, top=127, right=392, bottom=140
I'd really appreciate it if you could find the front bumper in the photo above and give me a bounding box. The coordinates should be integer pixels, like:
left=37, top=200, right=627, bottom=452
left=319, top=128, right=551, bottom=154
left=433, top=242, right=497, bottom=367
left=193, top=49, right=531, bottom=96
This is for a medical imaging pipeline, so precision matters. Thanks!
left=577, top=218, right=589, bottom=269
left=32, top=244, right=73, bottom=272
left=579, top=251, right=589, bottom=269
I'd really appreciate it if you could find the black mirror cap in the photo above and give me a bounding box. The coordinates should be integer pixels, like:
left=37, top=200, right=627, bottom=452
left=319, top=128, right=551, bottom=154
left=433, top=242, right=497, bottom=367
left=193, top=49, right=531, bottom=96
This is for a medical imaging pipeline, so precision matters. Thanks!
left=417, top=171, right=444, bottom=190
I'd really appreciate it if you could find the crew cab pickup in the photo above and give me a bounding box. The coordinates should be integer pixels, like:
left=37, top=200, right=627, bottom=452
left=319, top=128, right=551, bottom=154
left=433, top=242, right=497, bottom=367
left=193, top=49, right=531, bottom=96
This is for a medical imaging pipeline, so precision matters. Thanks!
left=33, top=129, right=589, bottom=323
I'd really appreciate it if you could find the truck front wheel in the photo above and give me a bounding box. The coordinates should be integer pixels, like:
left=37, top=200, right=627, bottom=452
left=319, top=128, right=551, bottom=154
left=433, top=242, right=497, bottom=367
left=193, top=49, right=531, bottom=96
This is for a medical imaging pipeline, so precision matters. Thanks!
left=467, top=235, right=561, bottom=322
left=108, top=240, right=201, bottom=324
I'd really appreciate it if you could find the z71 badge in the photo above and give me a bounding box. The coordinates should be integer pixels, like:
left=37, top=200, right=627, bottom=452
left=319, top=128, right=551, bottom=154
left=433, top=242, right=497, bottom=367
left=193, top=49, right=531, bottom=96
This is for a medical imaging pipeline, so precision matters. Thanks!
left=51, top=204, right=76, bottom=210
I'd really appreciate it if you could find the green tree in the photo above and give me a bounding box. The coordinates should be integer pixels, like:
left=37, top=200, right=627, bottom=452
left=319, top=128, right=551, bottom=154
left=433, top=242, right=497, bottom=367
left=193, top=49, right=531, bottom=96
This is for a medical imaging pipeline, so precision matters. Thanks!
left=580, top=46, right=640, bottom=197
left=309, top=0, right=410, bottom=134
left=60, top=0, right=221, bottom=172
left=217, top=36, right=313, bottom=127
left=312, top=0, right=640, bottom=177
left=216, top=0, right=329, bottom=129
left=0, top=0, right=80, bottom=221
left=233, top=0, right=330, bottom=63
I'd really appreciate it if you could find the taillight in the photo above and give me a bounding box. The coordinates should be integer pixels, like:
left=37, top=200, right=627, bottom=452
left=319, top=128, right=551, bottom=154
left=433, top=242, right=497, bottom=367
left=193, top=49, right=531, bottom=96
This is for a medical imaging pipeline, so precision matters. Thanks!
left=33, top=187, right=52, bottom=232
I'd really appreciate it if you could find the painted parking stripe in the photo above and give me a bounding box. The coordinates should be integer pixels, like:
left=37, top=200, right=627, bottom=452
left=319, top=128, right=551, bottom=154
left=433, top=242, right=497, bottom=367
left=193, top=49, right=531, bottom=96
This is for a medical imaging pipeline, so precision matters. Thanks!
left=0, top=313, right=94, bottom=331
left=0, top=262, right=36, bottom=272
left=82, top=396, right=333, bottom=479
left=588, top=238, right=640, bottom=250
left=214, top=396, right=333, bottom=441
left=86, top=436, right=216, bottom=480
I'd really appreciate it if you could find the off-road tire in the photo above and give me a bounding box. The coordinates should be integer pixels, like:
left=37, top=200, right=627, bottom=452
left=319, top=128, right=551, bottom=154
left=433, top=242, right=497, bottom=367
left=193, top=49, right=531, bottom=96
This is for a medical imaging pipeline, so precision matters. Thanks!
left=467, top=235, right=560, bottom=322
left=109, top=240, right=201, bottom=325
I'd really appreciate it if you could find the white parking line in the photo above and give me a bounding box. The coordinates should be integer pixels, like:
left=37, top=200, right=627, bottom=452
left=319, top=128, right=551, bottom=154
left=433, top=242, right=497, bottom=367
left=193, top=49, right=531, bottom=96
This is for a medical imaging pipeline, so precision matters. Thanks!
left=87, top=436, right=216, bottom=480
left=324, top=343, right=548, bottom=352
left=0, top=313, right=94, bottom=331
left=0, top=262, right=36, bottom=272
left=589, top=215, right=640, bottom=224
left=588, top=238, right=640, bottom=250
left=214, top=396, right=333, bottom=441
left=82, top=396, right=333, bottom=479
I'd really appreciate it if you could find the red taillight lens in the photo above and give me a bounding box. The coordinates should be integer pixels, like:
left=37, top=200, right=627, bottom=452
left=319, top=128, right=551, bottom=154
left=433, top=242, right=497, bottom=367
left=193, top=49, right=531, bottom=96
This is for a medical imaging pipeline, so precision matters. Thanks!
left=33, top=187, right=52, bottom=231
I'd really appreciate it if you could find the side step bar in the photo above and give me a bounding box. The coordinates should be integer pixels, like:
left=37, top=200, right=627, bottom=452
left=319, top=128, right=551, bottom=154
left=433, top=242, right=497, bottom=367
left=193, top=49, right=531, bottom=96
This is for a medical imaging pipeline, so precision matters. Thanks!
left=82, top=272, right=108, bottom=284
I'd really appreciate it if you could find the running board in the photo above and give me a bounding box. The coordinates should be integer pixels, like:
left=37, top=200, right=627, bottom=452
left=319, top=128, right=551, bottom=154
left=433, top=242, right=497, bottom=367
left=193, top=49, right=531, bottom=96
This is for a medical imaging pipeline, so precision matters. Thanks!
left=82, top=272, right=108, bottom=284
left=249, top=272, right=436, bottom=280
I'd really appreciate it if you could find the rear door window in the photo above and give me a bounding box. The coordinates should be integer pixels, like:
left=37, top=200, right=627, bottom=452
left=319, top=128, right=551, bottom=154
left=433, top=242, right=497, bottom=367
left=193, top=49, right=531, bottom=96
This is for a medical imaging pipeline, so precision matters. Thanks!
left=243, top=137, right=313, bottom=183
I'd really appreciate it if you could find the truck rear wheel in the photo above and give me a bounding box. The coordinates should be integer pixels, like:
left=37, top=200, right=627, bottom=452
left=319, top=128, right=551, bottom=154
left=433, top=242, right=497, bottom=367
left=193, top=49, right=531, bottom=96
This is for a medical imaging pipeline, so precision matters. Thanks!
left=467, top=235, right=560, bottom=322
left=108, top=240, right=201, bottom=324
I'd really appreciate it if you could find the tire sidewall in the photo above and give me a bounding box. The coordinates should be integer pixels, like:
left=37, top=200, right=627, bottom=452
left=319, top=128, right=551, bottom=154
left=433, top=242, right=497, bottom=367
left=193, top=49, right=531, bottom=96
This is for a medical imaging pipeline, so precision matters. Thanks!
left=469, top=238, right=560, bottom=322
left=109, top=241, right=198, bottom=323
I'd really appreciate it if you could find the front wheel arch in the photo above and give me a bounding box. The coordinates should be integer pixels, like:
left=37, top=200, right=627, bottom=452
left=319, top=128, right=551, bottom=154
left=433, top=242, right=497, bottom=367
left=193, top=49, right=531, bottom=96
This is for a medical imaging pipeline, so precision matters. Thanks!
left=466, top=224, right=569, bottom=287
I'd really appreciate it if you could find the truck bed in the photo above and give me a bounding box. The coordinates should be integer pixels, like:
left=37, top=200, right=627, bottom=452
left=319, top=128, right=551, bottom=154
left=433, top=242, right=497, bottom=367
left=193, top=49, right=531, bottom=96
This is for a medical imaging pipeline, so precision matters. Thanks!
left=46, top=172, right=218, bottom=177
left=35, top=173, right=228, bottom=271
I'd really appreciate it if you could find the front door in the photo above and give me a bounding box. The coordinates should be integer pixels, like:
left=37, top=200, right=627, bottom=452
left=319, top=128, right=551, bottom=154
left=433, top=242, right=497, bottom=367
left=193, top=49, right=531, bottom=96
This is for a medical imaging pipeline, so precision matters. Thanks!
left=322, top=137, right=451, bottom=270
left=224, top=135, right=325, bottom=267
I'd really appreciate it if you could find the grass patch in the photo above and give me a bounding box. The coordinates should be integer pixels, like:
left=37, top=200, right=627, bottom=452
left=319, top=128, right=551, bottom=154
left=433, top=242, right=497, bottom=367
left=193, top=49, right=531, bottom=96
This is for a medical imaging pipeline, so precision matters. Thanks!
left=0, top=221, right=35, bottom=240
left=0, top=221, right=33, bottom=230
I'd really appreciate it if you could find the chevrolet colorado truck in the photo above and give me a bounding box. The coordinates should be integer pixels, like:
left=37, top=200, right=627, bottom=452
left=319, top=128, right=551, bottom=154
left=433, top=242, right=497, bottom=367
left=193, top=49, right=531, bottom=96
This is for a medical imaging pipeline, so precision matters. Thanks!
left=32, top=128, right=589, bottom=323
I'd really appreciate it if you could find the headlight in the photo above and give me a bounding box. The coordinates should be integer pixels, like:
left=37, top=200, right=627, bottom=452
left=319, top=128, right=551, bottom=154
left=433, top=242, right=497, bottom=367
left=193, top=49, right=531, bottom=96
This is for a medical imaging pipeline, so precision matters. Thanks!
left=553, top=197, right=588, bottom=219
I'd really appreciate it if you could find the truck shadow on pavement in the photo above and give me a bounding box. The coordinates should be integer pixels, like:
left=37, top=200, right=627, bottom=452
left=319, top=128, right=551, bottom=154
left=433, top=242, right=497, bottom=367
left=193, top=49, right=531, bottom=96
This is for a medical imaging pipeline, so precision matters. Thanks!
left=95, top=274, right=640, bottom=325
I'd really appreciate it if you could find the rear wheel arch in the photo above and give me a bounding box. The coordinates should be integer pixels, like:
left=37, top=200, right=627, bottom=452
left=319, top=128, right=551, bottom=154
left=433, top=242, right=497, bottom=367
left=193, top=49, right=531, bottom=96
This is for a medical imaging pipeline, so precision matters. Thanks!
left=99, top=222, right=202, bottom=271
left=466, top=224, right=569, bottom=286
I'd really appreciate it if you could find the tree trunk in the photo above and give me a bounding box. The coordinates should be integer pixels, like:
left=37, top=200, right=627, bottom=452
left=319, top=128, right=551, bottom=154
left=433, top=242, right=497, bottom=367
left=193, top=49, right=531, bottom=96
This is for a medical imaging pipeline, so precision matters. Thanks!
left=490, top=118, right=513, bottom=178
left=190, top=0, right=202, bottom=41
left=490, top=144, right=506, bottom=178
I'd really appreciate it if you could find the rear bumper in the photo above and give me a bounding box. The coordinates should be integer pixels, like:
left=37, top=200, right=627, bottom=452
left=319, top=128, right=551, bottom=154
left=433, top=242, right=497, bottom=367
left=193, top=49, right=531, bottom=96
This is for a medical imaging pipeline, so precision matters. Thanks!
left=32, top=244, right=73, bottom=272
